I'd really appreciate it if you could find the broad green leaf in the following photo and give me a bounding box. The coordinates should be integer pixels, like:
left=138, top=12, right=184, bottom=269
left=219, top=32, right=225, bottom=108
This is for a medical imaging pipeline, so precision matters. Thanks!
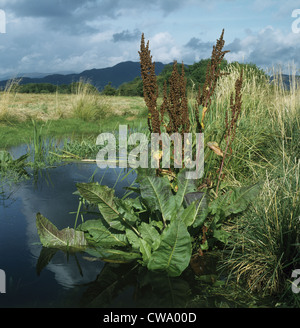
left=139, top=239, right=152, bottom=263
left=115, top=198, right=140, bottom=225
left=179, top=196, right=208, bottom=228
left=179, top=202, right=196, bottom=227
left=209, top=183, right=261, bottom=217
left=77, top=219, right=128, bottom=247
left=125, top=229, right=140, bottom=250
left=150, top=220, right=164, bottom=231
left=76, top=182, right=128, bottom=231
left=147, top=220, right=192, bottom=277
left=213, top=229, right=230, bottom=244
left=192, top=195, right=209, bottom=228
left=135, top=167, right=157, bottom=181
left=139, top=176, right=177, bottom=223
left=36, top=213, right=87, bottom=249
left=139, top=222, right=161, bottom=251
left=200, top=240, right=209, bottom=251
left=183, top=192, right=208, bottom=228
left=122, top=197, right=145, bottom=211
left=84, top=247, right=141, bottom=263
left=174, top=170, right=197, bottom=209
left=212, top=208, right=226, bottom=227
left=76, top=182, right=119, bottom=219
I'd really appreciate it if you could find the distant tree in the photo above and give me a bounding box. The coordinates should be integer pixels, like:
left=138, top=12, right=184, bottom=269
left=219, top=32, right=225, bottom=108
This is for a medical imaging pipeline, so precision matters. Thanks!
left=118, top=77, right=143, bottom=96
left=17, top=83, right=58, bottom=93
left=102, top=82, right=117, bottom=96
left=187, top=59, right=228, bottom=90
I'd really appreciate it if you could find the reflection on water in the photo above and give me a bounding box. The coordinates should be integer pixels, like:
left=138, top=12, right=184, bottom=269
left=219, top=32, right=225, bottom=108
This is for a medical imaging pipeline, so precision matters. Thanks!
left=0, top=147, right=232, bottom=308
left=0, top=160, right=138, bottom=307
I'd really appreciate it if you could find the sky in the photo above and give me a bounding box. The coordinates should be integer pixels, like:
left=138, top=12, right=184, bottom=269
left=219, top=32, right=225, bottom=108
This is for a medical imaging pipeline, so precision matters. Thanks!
left=0, top=0, right=300, bottom=78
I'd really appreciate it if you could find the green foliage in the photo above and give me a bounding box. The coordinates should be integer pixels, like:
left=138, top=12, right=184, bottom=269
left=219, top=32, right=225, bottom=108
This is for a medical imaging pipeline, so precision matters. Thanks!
left=71, top=80, right=107, bottom=122
left=35, top=168, right=261, bottom=277
left=16, top=81, right=99, bottom=94
left=0, top=150, right=29, bottom=178
left=187, top=59, right=228, bottom=90
left=147, top=219, right=192, bottom=276
left=222, top=158, right=300, bottom=297
left=101, top=82, right=117, bottom=96
left=74, top=171, right=197, bottom=276
left=229, top=61, right=268, bottom=80
left=17, top=83, right=59, bottom=94
left=201, top=183, right=262, bottom=249
left=36, top=213, right=88, bottom=250
left=209, top=183, right=262, bottom=218
left=118, top=77, right=143, bottom=96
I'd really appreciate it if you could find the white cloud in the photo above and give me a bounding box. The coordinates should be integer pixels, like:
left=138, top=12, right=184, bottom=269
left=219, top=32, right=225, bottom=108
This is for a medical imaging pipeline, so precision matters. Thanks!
left=225, top=26, right=300, bottom=71
left=0, top=1, right=300, bottom=76
left=148, top=32, right=181, bottom=63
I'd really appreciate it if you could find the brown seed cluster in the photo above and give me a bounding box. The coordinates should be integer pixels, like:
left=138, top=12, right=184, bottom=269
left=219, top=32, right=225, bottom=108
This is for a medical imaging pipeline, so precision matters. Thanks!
left=139, top=35, right=189, bottom=136
left=215, top=69, right=243, bottom=195
left=225, top=68, right=244, bottom=151
left=196, top=29, right=230, bottom=132
left=166, top=61, right=190, bottom=135
left=138, top=33, right=160, bottom=134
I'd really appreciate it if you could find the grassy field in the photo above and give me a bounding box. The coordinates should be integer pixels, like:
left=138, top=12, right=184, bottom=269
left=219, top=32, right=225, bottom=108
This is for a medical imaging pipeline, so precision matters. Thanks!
left=0, top=89, right=148, bottom=148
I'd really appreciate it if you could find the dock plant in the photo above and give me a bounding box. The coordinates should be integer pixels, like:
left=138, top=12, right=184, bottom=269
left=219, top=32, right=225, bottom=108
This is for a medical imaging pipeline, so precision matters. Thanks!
left=36, top=167, right=261, bottom=277
left=35, top=29, right=262, bottom=280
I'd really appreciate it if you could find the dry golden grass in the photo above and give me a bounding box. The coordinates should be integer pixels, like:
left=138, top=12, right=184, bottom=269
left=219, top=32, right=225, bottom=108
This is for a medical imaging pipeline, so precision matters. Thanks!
left=0, top=91, right=147, bottom=122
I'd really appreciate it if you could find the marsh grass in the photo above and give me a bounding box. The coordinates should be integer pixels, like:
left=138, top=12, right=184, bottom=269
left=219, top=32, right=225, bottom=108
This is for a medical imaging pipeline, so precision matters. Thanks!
left=70, top=79, right=109, bottom=122
left=201, top=63, right=299, bottom=185
left=210, top=64, right=300, bottom=303
left=0, top=79, right=21, bottom=122
left=0, top=60, right=299, bottom=305
left=0, top=93, right=148, bottom=148
left=222, top=156, right=300, bottom=298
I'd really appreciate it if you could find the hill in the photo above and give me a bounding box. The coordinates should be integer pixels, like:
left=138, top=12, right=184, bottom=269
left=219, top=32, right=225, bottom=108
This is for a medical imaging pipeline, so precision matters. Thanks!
left=0, top=61, right=165, bottom=91
left=270, top=74, right=300, bottom=90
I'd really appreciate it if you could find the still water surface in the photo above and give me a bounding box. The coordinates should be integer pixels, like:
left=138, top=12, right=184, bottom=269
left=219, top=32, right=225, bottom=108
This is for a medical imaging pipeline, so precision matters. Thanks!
left=0, top=159, right=141, bottom=307
left=0, top=145, right=229, bottom=308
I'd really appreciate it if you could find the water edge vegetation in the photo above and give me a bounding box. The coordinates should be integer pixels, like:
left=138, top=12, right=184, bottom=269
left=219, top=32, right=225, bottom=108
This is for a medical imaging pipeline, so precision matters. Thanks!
left=0, top=30, right=299, bottom=307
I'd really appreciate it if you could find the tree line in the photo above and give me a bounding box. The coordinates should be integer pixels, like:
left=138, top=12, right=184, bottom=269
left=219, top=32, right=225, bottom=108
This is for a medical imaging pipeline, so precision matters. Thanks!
left=13, top=60, right=266, bottom=96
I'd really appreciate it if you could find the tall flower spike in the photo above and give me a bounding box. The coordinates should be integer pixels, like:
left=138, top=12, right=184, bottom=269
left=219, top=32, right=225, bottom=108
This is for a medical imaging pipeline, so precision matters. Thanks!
left=196, top=29, right=230, bottom=132
left=139, top=33, right=160, bottom=134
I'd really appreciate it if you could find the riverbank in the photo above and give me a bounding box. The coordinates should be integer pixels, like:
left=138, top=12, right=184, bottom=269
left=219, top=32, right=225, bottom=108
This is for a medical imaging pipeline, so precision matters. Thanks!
left=1, top=65, right=299, bottom=307
left=0, top=93, right=148, bottom=148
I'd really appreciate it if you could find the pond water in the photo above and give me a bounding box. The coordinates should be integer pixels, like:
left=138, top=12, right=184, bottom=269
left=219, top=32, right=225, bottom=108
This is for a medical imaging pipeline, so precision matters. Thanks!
left=0, top=145, right=234, bottom=308
left=0, top=155, right=142, bottom=307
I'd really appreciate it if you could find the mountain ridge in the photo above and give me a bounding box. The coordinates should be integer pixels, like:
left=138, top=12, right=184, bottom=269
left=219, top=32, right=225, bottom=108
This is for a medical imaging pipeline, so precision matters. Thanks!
left=0, top=61, right=166, bottom=91
left=0, top=61, right=298, bottom=92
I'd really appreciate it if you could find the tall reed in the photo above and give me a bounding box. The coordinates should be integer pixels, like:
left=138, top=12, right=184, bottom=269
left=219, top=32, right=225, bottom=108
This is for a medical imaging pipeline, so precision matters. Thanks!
left=218, top=64, right=300, bottom=303
left=71, top=79, right=108, bottom=122
left=0, top=79, right=20, bottom=122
